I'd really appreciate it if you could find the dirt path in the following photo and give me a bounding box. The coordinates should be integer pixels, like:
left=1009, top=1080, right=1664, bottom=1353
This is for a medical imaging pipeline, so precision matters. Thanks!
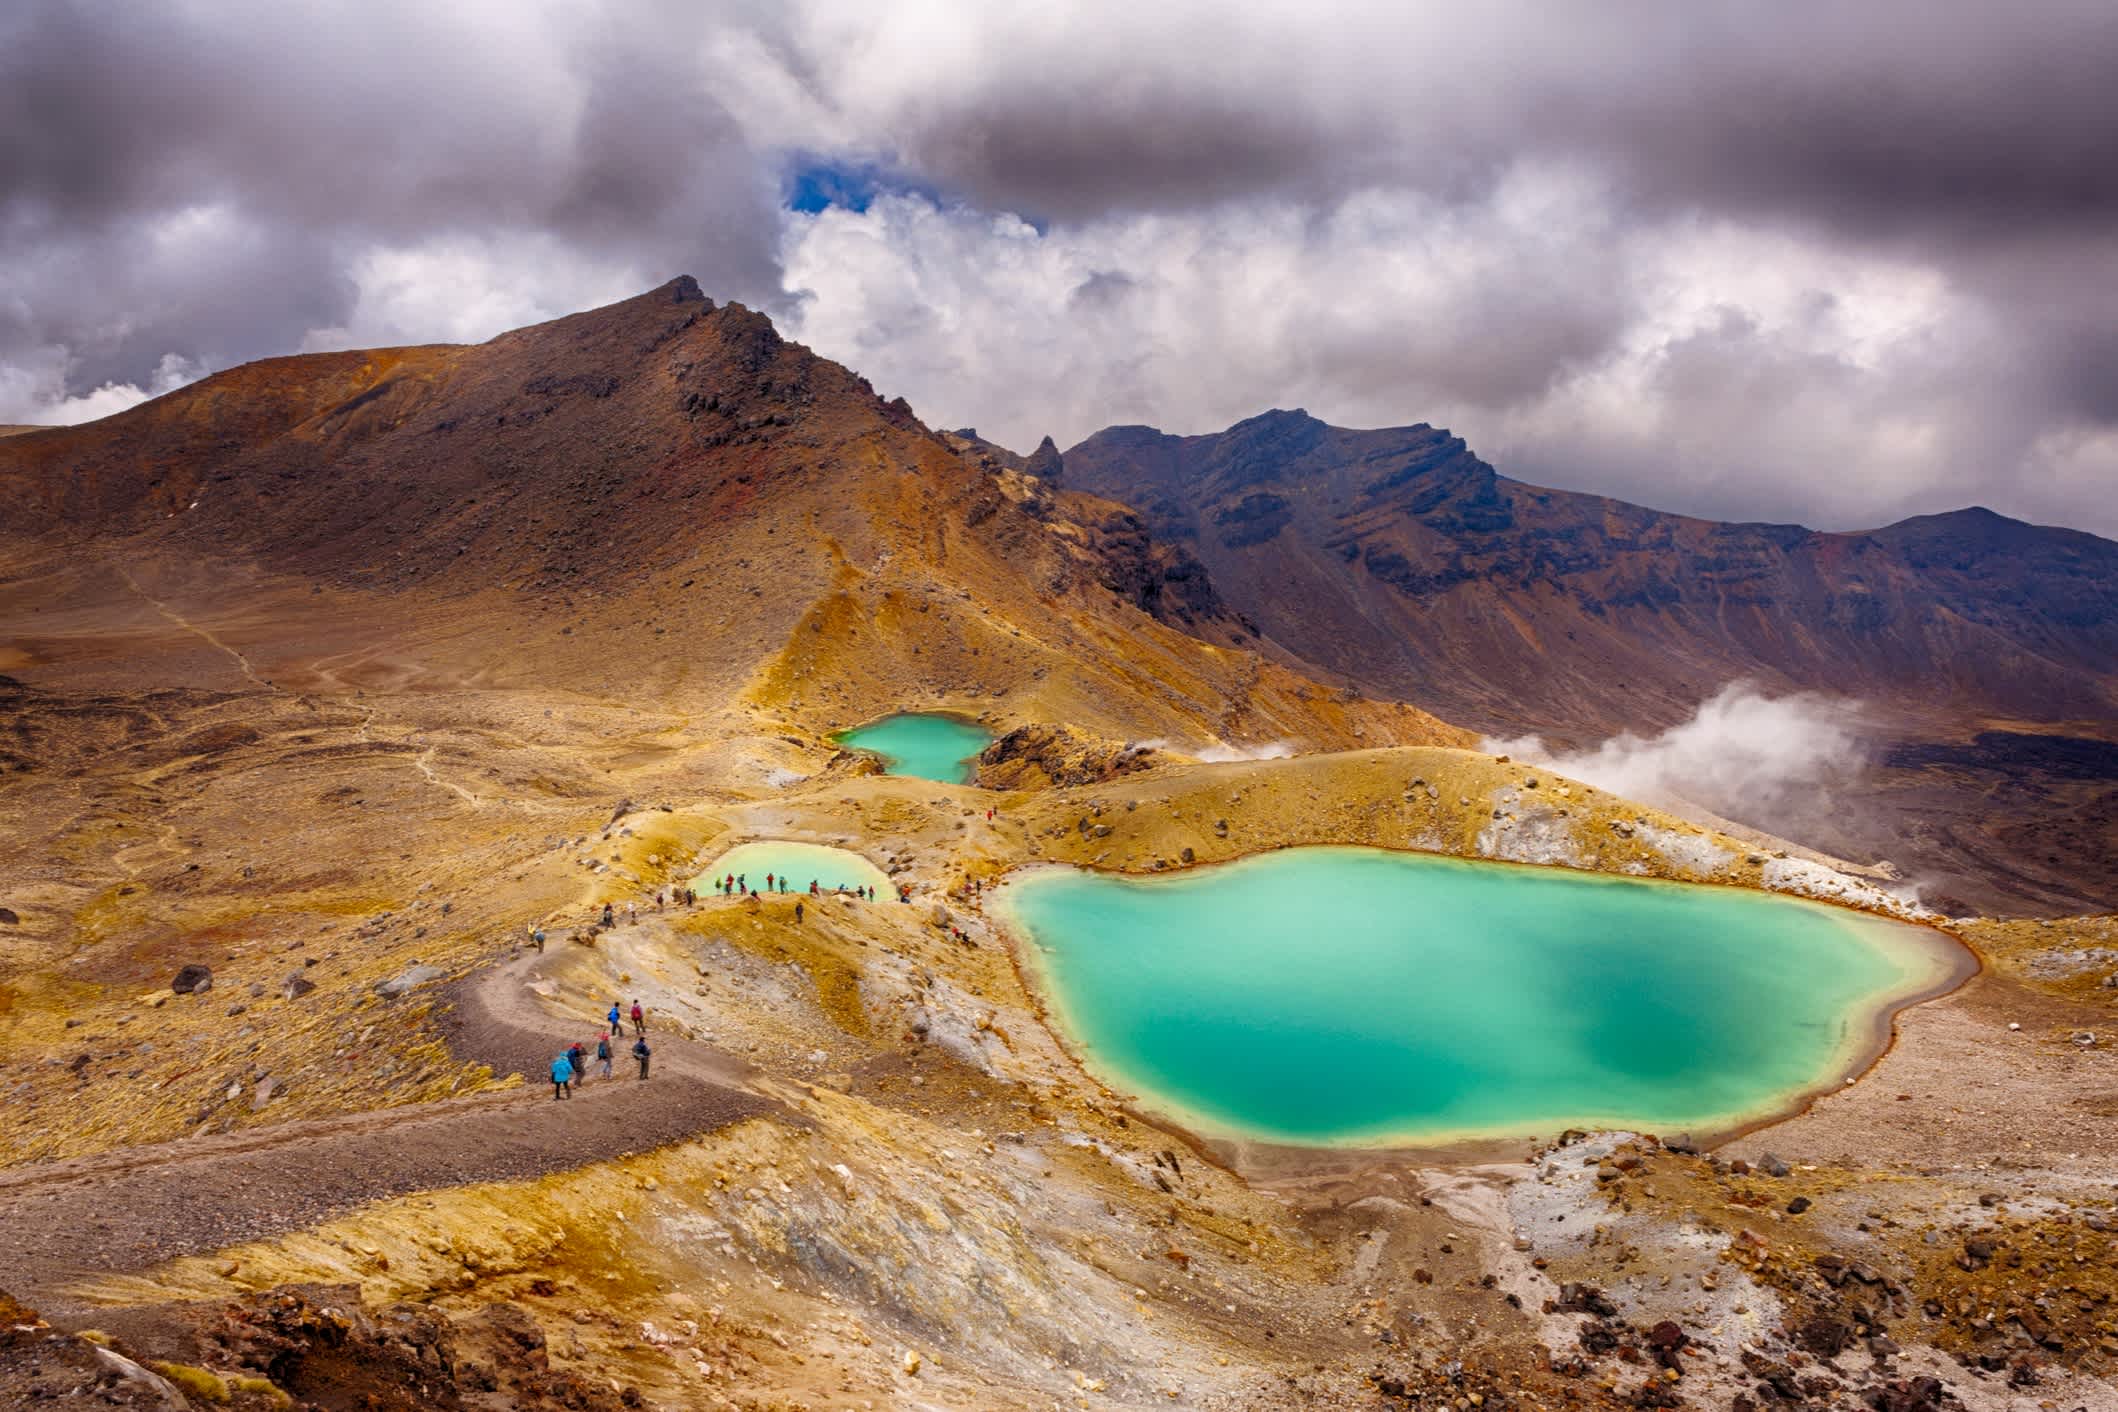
left=109, top=560, right=277, bottom=693
left=0, top=940, right=779, bottom=1315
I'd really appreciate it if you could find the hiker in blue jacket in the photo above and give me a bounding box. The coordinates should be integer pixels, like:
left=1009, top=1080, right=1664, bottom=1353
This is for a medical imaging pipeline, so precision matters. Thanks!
left=551, top=1050, right=574, bottom=1099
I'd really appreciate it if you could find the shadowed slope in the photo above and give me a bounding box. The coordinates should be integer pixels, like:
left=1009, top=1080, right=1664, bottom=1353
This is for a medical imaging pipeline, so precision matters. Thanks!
left=0, top=284, right=1466, bottom=751
left=1064, top=410, right=2118, bottom=911
left=1064, top=410, right=2118, bottom=733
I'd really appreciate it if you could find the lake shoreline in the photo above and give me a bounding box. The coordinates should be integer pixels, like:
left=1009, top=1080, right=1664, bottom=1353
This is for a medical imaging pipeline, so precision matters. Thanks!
left=990, top=845, right=1980, bottom=1175
left=833, top=710, right=996, bottom=784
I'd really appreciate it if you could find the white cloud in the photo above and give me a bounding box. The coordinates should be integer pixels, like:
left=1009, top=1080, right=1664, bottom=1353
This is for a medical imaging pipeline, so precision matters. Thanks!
left=773, top=181, right=2107, bottom=533
left=0, top=350, right=203, bottom=427
left=5, top=1, right=2112, bottom=535
left=1483, top=682, right=1868, bottom=817
left=777, top=172, right=1634, bottom=451
left=298, top=235, right=657, bottom=353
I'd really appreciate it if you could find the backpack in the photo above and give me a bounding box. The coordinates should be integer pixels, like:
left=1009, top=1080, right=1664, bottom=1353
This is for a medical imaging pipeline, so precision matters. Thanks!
left=633, top=1038, right=649, bottom=1057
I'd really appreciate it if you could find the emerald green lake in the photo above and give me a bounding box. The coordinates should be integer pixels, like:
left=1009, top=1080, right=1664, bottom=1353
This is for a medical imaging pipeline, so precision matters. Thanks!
left=836, top=713, right=994, bottom=784
left=691, top=841, right=891, bottom=896
left=996, top=848, right=1964, bottom=1147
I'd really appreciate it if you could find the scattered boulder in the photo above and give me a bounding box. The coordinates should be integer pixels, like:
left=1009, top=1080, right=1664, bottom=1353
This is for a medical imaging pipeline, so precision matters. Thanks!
left=1864, top=1376, right=1949, bottom=1412
left=0, top=906, right=18, bottom=925
left=1552, top=1282, right=1618, bottom=1317
left=974, top=723, right=1161, bottom=790
left=375, top=964, right=445, bottom=998
left=279, top=972, right=317, bottom=1000
left=170, top=964, right=214, bottom=995
left=1795, top=1315, right=1853, bottom=1358
left=1960, top=1233, right=2000, bottom=1270
left=190, top=1281, right=640, bottom=1410
left=87, top=1344, right=190, bottom=1410
left=1758, top=1152, right=1791, bottom=1177
left=2014, top=1308, right=2061, bottom=1350
left=1740, top=1350, right=1801, bottom=1401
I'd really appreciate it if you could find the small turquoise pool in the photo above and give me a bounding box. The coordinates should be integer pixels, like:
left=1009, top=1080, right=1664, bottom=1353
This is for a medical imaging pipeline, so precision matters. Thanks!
left=692, top=841, right=891, bottom=896
left=995, top=847, right=1966, bottom=1147
left=836, top=712, right=994, bottom=784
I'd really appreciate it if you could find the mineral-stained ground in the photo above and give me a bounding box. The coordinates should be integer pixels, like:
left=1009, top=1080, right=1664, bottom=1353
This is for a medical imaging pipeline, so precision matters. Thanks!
left=4, top=282, right=2115, bottom=1410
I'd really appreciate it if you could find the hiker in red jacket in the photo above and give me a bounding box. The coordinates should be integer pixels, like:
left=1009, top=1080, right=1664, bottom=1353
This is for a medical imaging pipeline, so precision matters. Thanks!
left=629, top=1000, right=645, bottom=1035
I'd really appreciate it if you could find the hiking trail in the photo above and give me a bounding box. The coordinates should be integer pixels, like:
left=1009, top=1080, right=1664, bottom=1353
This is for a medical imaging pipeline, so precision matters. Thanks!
left=0, top=939, right=777, bottom=1315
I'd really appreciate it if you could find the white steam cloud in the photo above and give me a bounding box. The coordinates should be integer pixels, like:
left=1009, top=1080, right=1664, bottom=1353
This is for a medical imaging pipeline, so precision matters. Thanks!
left=1483, top=682, right=1868, bottom=816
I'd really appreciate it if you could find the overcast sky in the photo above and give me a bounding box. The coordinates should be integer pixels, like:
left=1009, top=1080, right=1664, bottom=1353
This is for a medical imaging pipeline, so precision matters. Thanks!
left=5, top=1, right=2115, bottom=534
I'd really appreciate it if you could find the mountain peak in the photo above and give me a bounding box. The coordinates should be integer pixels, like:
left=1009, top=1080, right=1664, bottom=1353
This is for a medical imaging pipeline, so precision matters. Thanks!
left=1811, top=505, right=2115, bottom=553
left=1228, top=407, right=1320, bottom=434
left=1025, top=435, right=1065, bottom=485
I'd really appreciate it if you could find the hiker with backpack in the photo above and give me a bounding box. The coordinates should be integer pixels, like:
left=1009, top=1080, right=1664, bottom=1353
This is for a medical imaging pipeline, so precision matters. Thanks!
left=633, top=1034, right=652, bottom=1079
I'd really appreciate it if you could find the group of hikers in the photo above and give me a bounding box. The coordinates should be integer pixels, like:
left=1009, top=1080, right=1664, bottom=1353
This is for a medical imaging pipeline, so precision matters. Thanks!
left=550, top=998, right=652, bottom=1098
left=709, top=870, right=881, bottom=902
left=542, top=847, right=932, bottom=1098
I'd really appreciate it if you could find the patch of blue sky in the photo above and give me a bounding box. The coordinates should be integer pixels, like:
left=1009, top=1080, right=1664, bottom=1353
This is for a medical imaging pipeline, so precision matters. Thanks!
left=783, top=154, right=941, bottom=214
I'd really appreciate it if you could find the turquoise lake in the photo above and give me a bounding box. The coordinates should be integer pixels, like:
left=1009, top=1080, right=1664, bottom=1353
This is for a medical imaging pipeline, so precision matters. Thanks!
left=996, top=847, right=1964, bottom=1147
left=692, top=841, right=891, bottom=896
left=836, top=713, right=994, bottom=784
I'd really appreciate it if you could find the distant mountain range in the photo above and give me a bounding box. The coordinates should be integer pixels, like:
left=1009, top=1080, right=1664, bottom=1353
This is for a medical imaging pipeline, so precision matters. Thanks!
left=5, top=288, right=2112, bottom=912
left=1062, top=409, right=2118, bottom=738
left=1060, top=410, right=2118, bottom=915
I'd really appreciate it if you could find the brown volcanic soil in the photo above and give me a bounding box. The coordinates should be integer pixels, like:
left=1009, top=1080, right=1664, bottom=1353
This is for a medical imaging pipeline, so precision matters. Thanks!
left=4, top=285, right=2117, bottom=1408
left=0, top=941, right=771, bottom=1318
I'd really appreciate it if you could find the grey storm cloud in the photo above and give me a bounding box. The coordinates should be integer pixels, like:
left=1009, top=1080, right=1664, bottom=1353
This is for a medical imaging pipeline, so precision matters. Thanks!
left=0, top=0, right=782, bottom=400
left=867, top=4, right=2118, bottom=247
left=2, top=1, right=2113, bottom=535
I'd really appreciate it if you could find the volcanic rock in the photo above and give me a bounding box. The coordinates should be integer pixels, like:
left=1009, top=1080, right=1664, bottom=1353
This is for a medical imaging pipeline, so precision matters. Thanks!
left=1024, top=434, right=1065, bottom=485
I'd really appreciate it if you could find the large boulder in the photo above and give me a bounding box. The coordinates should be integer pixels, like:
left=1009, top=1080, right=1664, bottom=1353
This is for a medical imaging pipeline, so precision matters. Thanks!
left=375, top=963, right=444, bottom=998
left=171, top=964, right=214, bottom=995
left=974, top=723, right=1167, bottom=791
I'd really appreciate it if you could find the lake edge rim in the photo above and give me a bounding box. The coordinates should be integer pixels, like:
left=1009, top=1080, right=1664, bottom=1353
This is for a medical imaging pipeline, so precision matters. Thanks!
left=990, top=844, right=1980, bottom=1160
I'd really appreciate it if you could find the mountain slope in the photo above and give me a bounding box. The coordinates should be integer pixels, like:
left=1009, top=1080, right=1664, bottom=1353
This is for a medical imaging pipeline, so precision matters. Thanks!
left=1063, top=409, right=2118, bottom=734
left=0, top=283, right=1462, bottom=756
left=1062, top=410, right=2118, bottom=912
